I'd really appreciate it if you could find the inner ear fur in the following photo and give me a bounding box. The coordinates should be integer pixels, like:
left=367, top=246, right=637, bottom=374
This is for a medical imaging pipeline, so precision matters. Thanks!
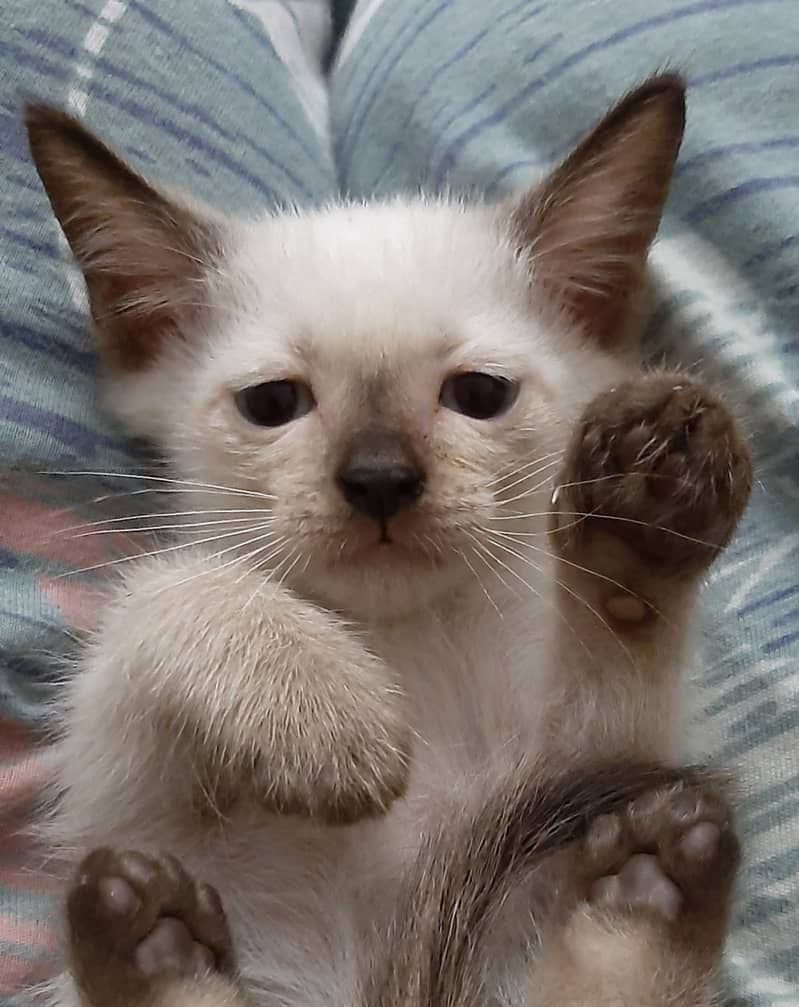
left=509, top=74, right=686, bottom=348
left=26, top=102, right=221, bottom=371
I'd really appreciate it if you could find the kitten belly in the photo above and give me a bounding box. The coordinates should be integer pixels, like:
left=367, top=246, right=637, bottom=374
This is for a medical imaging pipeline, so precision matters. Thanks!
left=203, top=623, right=549, bottom=1005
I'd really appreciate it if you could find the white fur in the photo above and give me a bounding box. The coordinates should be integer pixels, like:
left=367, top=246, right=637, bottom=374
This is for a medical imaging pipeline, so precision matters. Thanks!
left=49, top=196, right=698, bottom=1007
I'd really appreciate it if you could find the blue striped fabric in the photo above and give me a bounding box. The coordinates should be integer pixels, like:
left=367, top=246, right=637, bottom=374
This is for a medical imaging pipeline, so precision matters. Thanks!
left=331, top=2, right=799, bottom=1003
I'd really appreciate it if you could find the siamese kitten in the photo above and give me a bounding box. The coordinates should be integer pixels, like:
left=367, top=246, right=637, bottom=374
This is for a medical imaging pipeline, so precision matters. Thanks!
left=26, top=74, right=751, bottom=1007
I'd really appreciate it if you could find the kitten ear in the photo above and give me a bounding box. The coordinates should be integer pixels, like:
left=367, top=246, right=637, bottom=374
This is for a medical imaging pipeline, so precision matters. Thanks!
left=26, top=103, right=220, bottom=371
left=509, top=74, right=685, bottom=348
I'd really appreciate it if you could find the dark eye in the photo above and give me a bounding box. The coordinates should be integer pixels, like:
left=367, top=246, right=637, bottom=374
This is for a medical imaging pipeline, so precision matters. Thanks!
left=440, top=372, right=518, bottom=420
left=234, top=381, right=314, bottom=427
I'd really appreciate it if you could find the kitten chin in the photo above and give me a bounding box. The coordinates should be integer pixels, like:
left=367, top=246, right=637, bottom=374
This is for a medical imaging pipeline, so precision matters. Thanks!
left=295, top=546, right=473, bottom=621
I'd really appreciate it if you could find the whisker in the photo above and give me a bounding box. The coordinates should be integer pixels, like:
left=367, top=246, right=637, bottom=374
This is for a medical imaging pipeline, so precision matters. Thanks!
left=497, top=473, right=562, bottom=507
left=482, top=528, right=675, bottom=630
left=463, top=529, right=523, bottom=601
left=42, top=470, right=277, bottom=501
left=483, top=526, right=631, bottom=600
left=486, top=450, right=563, bottom=489
left=489, top=510, right=719, bottom=549
left=241, top=542, right=296, bottom=611
left=177, top=535, right=290, bottom=596
left=233, top=537, right=291, bottom=585
left=57, top=521, right=277, bottom=578
left=467, top=529, right=602, bottom=668
left=550, top=473, right=628, bottom=494
left=476, top=532, right=609, bottom=671
left=55, top=507, right=275, bottom=535
left=484, top=531, right=639, bottom=669
left=492, top=459, right=563, bottom=499
left=162, top=533, right=287, bottom=595
left=457, top=544, right=502, bottom=618
left=275, top=550, right=302, bottom=587
left=68, top=515, right=275, bottom=539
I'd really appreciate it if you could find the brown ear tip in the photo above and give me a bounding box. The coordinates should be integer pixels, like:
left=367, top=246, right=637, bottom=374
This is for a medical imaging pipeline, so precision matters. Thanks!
left=24, top=100, right=79, bottom=151
left=640, top=72, right=687, bottom=124
left=646, top=71, right=687, bottom=97
left=25, top=100, right=62, bottom=130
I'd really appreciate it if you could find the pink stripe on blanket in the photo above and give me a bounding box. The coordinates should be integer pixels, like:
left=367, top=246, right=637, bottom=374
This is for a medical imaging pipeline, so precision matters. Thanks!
left=0, top=491, right=144, bottom=566
left=0, top=914, right=56, bottom=950
left=0, top=755, right=51, bottom=819
left=35, top=577, right=103, bottom=632
left=0, top=866, right=60, bottom=896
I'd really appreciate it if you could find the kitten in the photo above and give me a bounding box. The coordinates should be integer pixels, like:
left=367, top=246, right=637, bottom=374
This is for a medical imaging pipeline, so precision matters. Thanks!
left=26, top=74, right=751, bottom=1007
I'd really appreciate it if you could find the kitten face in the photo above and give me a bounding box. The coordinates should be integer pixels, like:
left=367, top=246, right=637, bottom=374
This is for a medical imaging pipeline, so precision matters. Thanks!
left=143, top=201, right=628, bottom=615
left=26, top=76, right=685, bottom=618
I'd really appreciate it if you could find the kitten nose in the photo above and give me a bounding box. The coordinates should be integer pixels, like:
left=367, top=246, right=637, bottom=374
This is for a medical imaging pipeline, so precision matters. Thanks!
left=337, top=430, right=424, bottom=523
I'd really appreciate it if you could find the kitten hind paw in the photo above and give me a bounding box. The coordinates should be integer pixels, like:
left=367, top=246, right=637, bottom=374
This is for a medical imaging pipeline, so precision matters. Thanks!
left=67, top=848, right=234, bottom=1004
left=580, top=776, right=739, bottom=952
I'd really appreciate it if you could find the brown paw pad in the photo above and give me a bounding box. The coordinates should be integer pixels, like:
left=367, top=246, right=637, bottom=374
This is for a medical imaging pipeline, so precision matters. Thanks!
left=68, top=848, right=233, bottom=997
left=555, top=373, right=752, bottom=571
left=582, top=778, right=739, bottom=928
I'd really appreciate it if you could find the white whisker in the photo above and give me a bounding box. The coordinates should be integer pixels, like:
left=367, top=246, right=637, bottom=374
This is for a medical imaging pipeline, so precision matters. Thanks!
left=497, top=474, right=561, bottom=507
left=492, top=460, right=563, bottom=500
left=57, top=521, right=277, bottom=578
left=482, top=530, right=638, bottom=671
left=163, top=533, right=287, bottom=596
left=69, top=515, right=275, bottom=539
left=233, top=537, right=291, bottom=585
left=474, top=531, right=599, bottom=669
left=462, top=529, right=520, bottom=600
left=56, top=508, right=275, bottom=535
left=457, top=544, right=502, bottom=618
left=483, top=527, right=674, bottom=629
left=42, top=470, right=276, bottom=501
left=489, top=510, right=718, bottom=549
left=486, top=450, right=563, bottom=489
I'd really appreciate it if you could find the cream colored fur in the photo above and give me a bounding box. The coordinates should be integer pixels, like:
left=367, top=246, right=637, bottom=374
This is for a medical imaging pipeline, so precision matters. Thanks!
left=25, top=79, right=733, bottom=1007
left=47, top=199, right=698, bottom=1007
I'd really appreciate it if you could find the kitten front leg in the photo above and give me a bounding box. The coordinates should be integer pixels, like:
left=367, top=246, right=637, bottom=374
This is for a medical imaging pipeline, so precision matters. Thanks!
left=70, top=550, right=410, bottom=828
left=545, top=373, right=752, bottom=758
left=66, top=848, right=249, bottom=1007
left=533, top=777, right=739, bottom=1007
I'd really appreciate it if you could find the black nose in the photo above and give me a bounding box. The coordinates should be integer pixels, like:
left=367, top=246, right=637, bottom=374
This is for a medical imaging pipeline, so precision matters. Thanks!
left=338, top=465, right=423, bottom=521
left=337, top=430, right=424, bottom=523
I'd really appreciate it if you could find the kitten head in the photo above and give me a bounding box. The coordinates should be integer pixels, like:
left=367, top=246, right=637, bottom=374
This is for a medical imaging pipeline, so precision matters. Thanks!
left=26, top=77, right=684, bottom=619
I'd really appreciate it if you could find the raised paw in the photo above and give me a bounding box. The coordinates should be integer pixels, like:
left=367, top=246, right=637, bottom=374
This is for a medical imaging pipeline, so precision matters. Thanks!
left=581, top=776, right=739, bottom=954
left=189, top=644, right=411, bottom=827
left=250, top=707, right=412, bottom=826
left=554, top=373, right=751, bottom=574
left=194, top=691, right=412, bottom=826
left=67, top=848, right=233, bottom=1005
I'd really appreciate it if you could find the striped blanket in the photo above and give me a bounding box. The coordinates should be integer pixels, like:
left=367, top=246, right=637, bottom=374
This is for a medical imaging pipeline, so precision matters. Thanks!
left=2, top=1, right=799, bottom=1003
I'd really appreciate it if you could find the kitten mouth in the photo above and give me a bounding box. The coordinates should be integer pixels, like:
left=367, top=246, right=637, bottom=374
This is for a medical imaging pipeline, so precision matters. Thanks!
left=377, top=518, right=392, bottom=545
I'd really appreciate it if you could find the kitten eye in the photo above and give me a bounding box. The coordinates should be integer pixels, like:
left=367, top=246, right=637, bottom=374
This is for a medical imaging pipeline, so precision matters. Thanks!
left=440, top=372, right=518, bottom=420
left=234, top=381, right=314, bottom=427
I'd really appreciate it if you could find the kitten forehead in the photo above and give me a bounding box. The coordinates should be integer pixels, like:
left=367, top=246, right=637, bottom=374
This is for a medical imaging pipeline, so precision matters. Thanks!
left=224, top=197, right=532, bottom=366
